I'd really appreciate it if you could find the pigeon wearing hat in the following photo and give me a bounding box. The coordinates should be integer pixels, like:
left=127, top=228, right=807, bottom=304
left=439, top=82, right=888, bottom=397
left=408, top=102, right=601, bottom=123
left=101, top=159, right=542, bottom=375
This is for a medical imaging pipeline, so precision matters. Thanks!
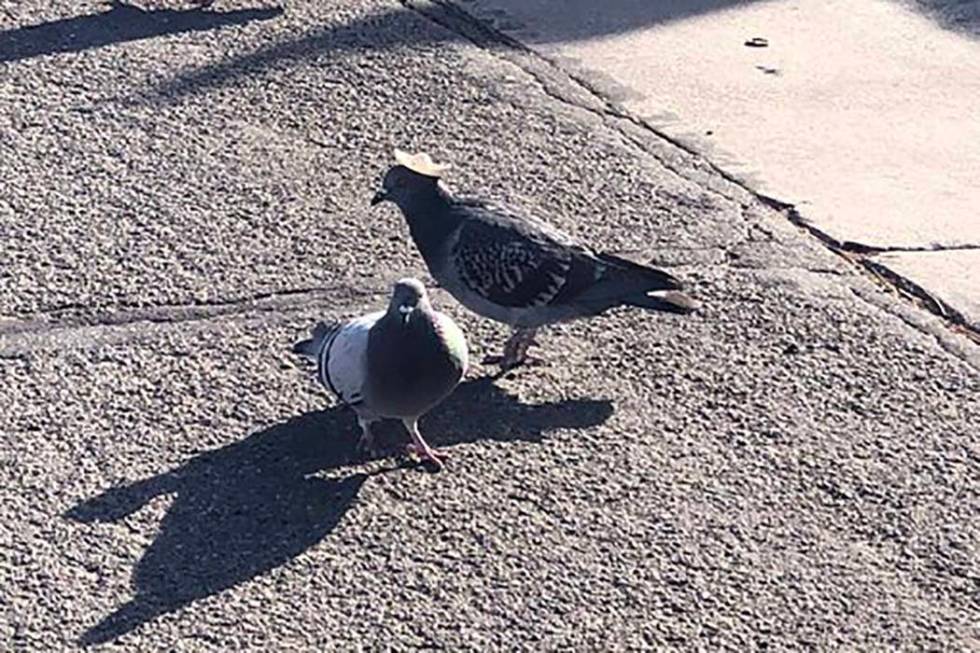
left=371, top=150, right=696, bottom=370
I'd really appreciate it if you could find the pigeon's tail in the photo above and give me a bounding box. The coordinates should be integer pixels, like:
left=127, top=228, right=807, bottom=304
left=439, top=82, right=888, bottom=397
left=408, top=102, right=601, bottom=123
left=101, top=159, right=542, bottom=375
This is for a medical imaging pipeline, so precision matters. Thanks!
left=597, top=253, right=682, bottom=290
left=624, top=289, right=699, bottom=314
left=292, top=321, right=338, bottom=359
left=587, top=253, right=698, bottom=314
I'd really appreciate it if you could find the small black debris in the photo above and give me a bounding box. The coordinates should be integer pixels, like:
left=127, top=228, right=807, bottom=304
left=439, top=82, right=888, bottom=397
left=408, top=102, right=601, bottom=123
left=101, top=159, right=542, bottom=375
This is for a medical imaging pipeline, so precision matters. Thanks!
left=745, top=37, right=769, bottom=47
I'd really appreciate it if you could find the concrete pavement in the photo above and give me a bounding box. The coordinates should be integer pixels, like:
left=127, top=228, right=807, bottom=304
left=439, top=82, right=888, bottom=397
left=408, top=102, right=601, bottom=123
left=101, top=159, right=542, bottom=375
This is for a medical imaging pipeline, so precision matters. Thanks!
left=453, top=0, right=980, bottom=331
left=1, top=0, right=979, bottom=650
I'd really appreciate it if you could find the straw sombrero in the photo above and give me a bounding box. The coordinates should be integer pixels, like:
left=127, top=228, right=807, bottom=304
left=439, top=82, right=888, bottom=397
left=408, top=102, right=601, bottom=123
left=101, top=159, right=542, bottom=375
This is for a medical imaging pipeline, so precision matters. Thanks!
left=394, top=149, right=451, bottom=178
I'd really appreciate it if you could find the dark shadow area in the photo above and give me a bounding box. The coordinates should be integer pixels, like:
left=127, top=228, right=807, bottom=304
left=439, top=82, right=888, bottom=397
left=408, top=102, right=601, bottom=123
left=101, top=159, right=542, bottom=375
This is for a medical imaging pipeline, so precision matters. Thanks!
left=906, top=0, right=980, bottom=35
left=66, top=377, right=613, bottom=645
left=0, top=1, right=283, bottom=64
left=150, top=1, right=763, bottom=101
left=152, top=6, right=440, bottom=100
left=148, top=0, right=980, bottom=103
left=469, top=0, right=762, bottom=43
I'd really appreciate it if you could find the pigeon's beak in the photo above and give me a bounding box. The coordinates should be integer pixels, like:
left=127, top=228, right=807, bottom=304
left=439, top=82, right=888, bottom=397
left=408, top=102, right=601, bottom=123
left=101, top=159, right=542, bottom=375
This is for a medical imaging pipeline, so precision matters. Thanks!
left=370, top=190, right=387, bottom=207
left=398, top=304, right=415, bottom=324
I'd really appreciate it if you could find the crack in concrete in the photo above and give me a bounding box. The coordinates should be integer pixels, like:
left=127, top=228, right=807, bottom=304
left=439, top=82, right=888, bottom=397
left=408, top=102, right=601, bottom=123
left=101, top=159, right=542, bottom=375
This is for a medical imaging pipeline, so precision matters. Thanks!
left=848, top=287, right=980, bottom=371
left=764, top=195, right=980, bottom=340
left=860, top=258, right=969, bottom=326
left=0, top=283, right=383, bottom=339
left=840, top=243, right=980, bottom=255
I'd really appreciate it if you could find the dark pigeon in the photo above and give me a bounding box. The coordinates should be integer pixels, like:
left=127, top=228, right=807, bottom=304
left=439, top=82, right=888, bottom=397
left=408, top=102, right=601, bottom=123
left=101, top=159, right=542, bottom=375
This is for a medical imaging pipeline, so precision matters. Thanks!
left=371, top=150, right=697, bottom=369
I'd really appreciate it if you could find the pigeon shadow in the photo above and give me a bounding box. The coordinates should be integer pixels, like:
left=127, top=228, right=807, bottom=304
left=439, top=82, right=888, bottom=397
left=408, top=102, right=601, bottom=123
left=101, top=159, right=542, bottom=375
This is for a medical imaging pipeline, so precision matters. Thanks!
left=0, top=1, right=283, bottom=64
left=66, top=377, right=613, bottom=646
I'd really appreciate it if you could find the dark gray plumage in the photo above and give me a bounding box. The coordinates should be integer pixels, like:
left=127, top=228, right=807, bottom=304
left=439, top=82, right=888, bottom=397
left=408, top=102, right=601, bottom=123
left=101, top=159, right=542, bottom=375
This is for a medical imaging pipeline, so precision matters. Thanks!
left=293, top=278, right=468, bottom=468
left=371, top=151, right=697, bottom=369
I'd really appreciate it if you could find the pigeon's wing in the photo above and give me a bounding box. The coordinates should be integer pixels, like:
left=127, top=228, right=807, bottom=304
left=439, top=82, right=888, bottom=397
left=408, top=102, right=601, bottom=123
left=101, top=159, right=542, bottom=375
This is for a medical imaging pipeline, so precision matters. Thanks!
left=448, top=200, right=601, bottom=309
left=292, top=321, right=336, bottom=360
left=319, top=311, right=383, bottom=406
left=433, top=310, right=469, bottom=373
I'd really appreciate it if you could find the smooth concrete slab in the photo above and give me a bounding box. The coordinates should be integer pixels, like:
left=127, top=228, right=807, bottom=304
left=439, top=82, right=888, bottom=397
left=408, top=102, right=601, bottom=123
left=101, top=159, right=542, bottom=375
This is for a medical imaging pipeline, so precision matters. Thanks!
left=874, top=249, right=980, bottom=329
left=458, top=0, right=980, bottom=250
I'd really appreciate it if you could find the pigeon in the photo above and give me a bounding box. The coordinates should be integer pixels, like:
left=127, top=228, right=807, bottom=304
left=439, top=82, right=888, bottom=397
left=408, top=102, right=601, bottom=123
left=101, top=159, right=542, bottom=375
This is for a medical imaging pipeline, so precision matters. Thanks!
left=370, top=150, right=697, bottom=370
left=292, top=278, right=469, bottom=468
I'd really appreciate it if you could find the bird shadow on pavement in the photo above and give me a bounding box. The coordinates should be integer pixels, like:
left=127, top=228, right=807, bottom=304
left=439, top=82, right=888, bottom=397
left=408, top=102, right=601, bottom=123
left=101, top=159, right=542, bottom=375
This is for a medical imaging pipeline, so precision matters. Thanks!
left=0, top=1, right=283, bottom=64
left=65, top=376, right=613, bottom=646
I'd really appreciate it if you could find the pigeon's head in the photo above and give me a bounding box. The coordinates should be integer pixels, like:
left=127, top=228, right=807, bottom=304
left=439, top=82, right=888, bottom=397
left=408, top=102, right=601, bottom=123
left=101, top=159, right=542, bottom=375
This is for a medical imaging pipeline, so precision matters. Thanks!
left=371, top=150, right=450, bottom=207
left=388, top=277, right=432, bottom=320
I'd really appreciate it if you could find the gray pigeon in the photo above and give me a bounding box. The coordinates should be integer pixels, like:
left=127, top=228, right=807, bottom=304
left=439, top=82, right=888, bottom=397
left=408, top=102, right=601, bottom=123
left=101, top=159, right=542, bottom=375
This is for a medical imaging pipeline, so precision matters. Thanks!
left=293, top=277, right=469, bottom=468
left=370, top=150, right=697, bottom=370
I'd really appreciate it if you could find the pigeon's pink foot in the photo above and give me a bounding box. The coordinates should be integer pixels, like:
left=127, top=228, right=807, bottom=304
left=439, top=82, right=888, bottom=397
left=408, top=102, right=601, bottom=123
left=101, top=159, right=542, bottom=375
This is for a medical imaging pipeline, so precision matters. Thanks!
left=401, top=418, right=450, bottom=470
left=403, top=442, right=451, bottom=468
